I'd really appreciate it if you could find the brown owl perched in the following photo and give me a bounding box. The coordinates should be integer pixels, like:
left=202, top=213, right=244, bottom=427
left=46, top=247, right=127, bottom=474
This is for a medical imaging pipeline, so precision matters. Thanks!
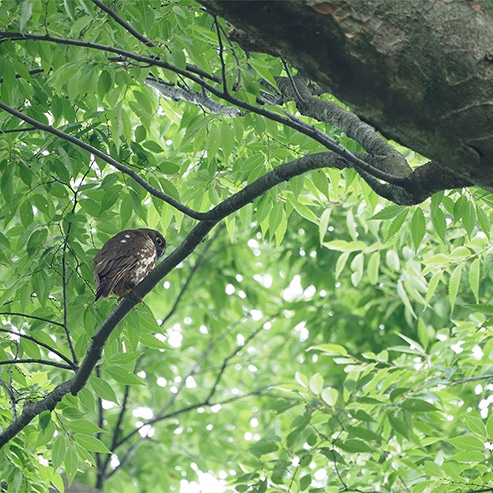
left=93, top=228, right=166, bottom=301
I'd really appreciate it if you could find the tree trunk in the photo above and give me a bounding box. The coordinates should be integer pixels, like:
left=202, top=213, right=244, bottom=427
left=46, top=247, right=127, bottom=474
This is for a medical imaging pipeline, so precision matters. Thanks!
left=199, top=0, right=493, bottom=191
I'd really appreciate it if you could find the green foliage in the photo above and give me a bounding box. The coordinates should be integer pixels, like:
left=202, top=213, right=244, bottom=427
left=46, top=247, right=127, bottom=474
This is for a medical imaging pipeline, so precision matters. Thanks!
left=0, top=1, right=493, bottom=493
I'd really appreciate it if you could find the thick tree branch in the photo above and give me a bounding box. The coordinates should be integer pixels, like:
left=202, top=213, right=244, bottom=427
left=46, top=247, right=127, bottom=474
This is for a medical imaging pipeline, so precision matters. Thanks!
left=0, top=32, right=410, bottom=188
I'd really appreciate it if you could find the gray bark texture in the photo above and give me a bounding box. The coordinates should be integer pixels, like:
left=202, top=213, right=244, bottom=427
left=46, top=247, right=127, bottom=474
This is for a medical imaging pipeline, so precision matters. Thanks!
left=198, top=0, right=493, bottom=191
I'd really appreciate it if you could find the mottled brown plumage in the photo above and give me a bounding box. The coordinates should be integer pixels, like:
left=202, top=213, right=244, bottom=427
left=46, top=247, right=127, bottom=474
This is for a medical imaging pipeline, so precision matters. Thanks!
left=93, top=228, right=166, bottom=301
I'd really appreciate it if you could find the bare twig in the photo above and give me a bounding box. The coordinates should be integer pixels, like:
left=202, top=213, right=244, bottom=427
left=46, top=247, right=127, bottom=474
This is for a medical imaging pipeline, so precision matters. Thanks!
left=0, top=378, right=17, bottom=420
left=0, top=328, right=76, bottom=369
left=451, top=374, right=493, bottom=385
left=160, top=227, right=220, bottom=326
left=0, top=101, right=209, bottom=220
left=214, top=16, right=229, bottom=95
left=0, top=359, right=74, bottom=370
left=91, top=0, right=156, bottom=47
left=0, top=312, right=64, bottom=328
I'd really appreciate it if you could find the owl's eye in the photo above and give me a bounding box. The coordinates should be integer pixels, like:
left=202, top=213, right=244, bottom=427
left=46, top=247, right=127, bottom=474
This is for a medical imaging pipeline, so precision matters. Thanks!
left=156, top=237, right=163, bottom=246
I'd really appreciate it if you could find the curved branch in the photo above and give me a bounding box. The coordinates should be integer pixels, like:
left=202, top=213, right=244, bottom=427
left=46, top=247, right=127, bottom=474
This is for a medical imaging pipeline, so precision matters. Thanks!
left=0, top=359, right=74, bottom=370
left=91, top=0, right=156, bottom=47
left=0, top=32, right=408, bottom=187
left=0, top=328, right=76, bottom=370
left=0, top=311, right=64, bottom=328
left=0, top=378, right=17, bottom=420
left=0, top=149, right=399, bottom=448
left=0, top=101, right=209, bottom=220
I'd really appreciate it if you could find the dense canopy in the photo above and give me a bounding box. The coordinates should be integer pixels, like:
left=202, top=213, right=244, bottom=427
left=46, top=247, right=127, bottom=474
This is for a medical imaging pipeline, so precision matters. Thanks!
left=0, top=1, right=493, bottom=493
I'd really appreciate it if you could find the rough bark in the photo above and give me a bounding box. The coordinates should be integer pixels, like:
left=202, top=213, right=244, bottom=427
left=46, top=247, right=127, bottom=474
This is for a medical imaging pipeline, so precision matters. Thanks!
left=198, top=0, right=493, bottom=191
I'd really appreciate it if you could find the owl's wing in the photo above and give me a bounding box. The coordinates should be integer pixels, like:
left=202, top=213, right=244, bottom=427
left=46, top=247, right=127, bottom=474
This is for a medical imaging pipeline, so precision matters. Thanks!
left=93, top=231, right=154, bottom=300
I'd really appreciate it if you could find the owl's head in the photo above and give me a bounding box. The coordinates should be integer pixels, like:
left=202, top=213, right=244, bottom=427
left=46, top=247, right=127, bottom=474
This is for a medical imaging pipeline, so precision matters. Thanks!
left=139, top=228, right=167, bottom=258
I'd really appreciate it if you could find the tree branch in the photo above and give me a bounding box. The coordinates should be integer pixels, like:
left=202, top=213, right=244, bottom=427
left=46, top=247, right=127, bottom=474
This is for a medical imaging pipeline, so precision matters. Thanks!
left=0, top=378, right=17, bottom=420
left=91, top=0, right=156, bottom=47
left=0, top=359, right=74, bottom=370
left=0, top=101, right=209, bottom=220
left=0, top=328, right=76, bottom=369
left=0, top=32, right=410, bottom=188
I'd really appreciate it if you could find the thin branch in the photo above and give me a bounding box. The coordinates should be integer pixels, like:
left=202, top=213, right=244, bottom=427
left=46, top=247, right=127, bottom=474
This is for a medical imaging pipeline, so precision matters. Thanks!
left=0, top=67, right=44, bottom=84
left=160, top=227, right=220, bottom=326
left=0, top=328, right=76, bottom=369
left=0, top=359, right=74, bottom=370
left=0, top=126, right=36, bottom=134
left=205, top=322, right=265, bottom=404
left=0, top=378, right=17, bottom=420
left=281, top=58, right=304, bottom=104
left=116, top=313, right=270, bottom=452
left=107, top=387, right=271, bottom=480
left=61, top=231, right=78, bottom=365
left=0, top=311, right=64, bottom=328
left=451, top=374, right=493, bottom=385
left=91, top=0, right=156, bottom=47
left=0, top=101, right=209, bottom=220
left=214, top=16, right=229, bottom=95
left=97, top=385, right=130, bottom=488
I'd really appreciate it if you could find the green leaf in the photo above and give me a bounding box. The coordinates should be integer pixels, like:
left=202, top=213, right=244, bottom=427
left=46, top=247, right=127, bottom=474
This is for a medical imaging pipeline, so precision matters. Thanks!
left=336, top=438, right=372, bottom=453
left=487, top=414, right=493, bottom=439
left=52, top=435, right=67, bottom=470
left=335, top=251, right=350, bottom=279
left=310, top=344, right=348, bottom=356
left=90, top=377, right=119, bottom=404
left=422, top=461, right=442, bottom=477
left=19, top=0, right=33, bottom=32
left=448, top=435, right=485, bottom=451
left=311, top=170, right=329, bottom=199
left=65, top=444, right=79, bottom=482
left=448, top=263, right=463, bottom=312
left=468, top=258, right=480, bottom=303
left=386, top=209, right=409, bottom=240
left=387, top=413, right=409, bottom=438
left=68, top=419, right=105, bottom=434
left=476, top=203, right=491, bottom=238
left=465, top=416, right=486, bottom=438
left=370, top=205, right=406, bottom=220
left=321, top=387, right=339, bottom=406
left=400, top=398, right=437, bottom=412
left=430, top=206, right=446, bottom=243
left=299, top=474, right=311, bottom=491
left=323, top=240, right=367, bottom=252
left=73, top=434, right=112, bottom=453
left=309, top=373, right=324, bottom=394
left=248, top=439, right=279, bottom=457
left=319, top=208, right=331, bottom=243
left=411, top=207, right=426, bottom=250
left=367, top=251, right=380, bottom=285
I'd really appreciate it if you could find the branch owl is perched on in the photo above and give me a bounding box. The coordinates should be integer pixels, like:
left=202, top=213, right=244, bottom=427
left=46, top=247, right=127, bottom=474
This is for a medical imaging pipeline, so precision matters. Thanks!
left=93, top=228, right=166, bottom=301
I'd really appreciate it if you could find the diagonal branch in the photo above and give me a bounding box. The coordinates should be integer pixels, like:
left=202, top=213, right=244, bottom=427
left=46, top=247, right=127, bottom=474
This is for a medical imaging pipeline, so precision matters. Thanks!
left=0, top=378, right=17, bottom=420
left=0, top=32, right=409, bottom=187
left=0, top=101, right=209, bottom=220
left=0, top=328, right=76, bottom=369
left=91, top=0, right=156, bottom=47
left=0, top=359, right=74, bottom=370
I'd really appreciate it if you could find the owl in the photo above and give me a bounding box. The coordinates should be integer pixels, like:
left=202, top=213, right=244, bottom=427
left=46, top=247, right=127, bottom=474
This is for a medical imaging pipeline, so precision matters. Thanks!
left=93, top=228, right=166, bottom=301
